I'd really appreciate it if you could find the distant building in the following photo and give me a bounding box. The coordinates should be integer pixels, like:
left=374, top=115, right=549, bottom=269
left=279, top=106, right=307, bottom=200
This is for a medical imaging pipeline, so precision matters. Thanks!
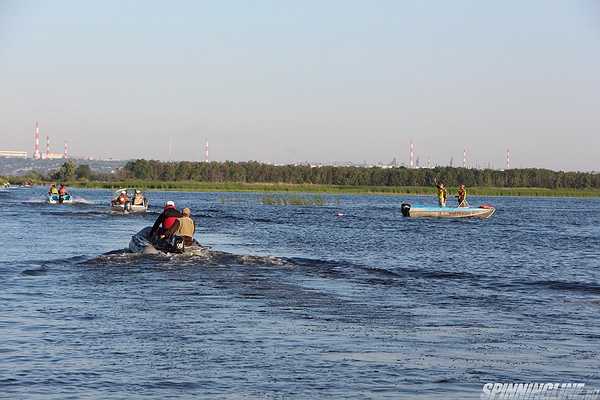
left=0, top=150, right=28, bottom=158
left=43, top=152, right=65, bottom=160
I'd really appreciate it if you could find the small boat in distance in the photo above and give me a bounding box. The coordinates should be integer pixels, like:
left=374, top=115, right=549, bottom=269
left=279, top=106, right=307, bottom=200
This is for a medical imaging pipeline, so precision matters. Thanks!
left=401, top=203, right=495, bottom=219
left=111, top=188, right=149, bottom=213
left=47, top=193, right=73, bottom=204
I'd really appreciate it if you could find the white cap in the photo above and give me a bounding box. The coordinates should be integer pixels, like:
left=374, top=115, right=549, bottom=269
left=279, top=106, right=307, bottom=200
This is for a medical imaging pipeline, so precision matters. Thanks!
left=165, top=200, right=175, bottom=207
left=121, top=190, right=126, bottom=194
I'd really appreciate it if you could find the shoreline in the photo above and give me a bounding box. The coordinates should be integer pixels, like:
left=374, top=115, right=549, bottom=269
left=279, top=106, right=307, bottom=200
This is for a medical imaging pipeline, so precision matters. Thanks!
left=62, top=181, right=600, bottom=198
left=4, top=177, right=600, bottom=197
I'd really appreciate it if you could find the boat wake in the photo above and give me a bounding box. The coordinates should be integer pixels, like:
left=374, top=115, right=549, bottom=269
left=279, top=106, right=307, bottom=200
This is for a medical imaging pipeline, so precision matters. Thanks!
left=70, top=196, right=95, bottom=205
left=16, top=196, right=96, bottom=205
left=80, top=247, right=288, bottom=268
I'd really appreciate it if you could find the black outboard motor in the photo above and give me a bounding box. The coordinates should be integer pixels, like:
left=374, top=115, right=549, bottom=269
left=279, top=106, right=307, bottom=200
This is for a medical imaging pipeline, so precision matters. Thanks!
left=400, top=203, right=411, bottom=217
left=170, top=236, right=185, bottom=254
left=148, top=231, right=185, bottom=254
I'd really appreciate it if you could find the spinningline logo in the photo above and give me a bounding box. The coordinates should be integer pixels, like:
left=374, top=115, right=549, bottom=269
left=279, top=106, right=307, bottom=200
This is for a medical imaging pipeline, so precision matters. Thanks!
left=481, top=383, right=600, bottom=400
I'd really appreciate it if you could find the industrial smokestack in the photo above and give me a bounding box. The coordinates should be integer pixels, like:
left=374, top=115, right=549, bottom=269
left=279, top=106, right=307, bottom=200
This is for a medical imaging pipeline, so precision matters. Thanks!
left=64, top=142, right=68, bottom=159
left=45, top=135, right=50, bottom=159
left=34, top=122, right=41, bottom=160
left=205, top=140, right=209, bottom=162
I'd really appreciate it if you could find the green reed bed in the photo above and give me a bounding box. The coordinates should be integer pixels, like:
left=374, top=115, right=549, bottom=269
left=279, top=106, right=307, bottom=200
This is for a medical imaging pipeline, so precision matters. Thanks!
left=19, top=179, right=600, bottom=197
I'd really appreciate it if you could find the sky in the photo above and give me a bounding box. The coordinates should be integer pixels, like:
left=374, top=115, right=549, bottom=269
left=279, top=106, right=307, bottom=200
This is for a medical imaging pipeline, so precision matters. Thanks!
left=0, top=0, right=599, bottom=171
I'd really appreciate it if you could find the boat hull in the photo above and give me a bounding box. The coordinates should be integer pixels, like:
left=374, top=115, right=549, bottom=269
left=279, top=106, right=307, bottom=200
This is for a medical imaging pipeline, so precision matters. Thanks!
left=47, top=194, right=73, bottom=204
left=111, top=203, right=148, bottom=213
left=401, top=203, right=495, bottom=219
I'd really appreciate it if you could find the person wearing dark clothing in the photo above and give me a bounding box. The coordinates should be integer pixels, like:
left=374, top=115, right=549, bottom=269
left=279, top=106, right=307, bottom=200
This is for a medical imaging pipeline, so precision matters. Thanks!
left=150, top=201, right=182, bottom=237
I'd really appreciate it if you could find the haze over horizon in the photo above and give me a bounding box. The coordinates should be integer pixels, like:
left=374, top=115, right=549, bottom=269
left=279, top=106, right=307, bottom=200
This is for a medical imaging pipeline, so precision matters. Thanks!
left=1, top=1, right=599, bottom=171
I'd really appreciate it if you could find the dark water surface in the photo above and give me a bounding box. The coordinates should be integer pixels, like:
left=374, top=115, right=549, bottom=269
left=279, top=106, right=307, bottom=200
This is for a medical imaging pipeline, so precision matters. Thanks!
left=1, top=187, right=599, bottom=399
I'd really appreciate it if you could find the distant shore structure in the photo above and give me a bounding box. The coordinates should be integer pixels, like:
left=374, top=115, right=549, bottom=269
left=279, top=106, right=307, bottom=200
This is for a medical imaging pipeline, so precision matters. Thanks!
left=204, top=140, right=209, bottom=162
left=0, top=150, right=28, bottom=158
left=31, top=122, right=68, bottom=160
left=409, top=141, right=414, bottom=168
left=33, top=121, right=41, bottom=159
left=506, top=148, right=511, bottom=170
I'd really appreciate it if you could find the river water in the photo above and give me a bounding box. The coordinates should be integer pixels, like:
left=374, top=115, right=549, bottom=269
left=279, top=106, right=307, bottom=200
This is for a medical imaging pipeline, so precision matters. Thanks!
left=1, top=187, right=599, bottom=399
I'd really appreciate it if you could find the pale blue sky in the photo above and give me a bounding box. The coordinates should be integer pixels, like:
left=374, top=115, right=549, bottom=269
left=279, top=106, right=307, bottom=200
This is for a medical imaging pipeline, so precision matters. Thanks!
left=1, top=1, right=599, bottom=170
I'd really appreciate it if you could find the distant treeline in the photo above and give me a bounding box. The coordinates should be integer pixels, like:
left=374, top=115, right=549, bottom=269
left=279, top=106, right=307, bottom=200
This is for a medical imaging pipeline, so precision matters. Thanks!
left=122, top=159, right=600, bottom=189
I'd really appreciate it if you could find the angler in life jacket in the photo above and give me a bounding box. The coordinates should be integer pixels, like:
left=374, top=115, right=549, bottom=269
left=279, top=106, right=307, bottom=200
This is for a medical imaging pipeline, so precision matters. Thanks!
left=58, top=184, right=69, bottom=202
left=165, top=207, right=196, bottom=246
left=150, top=201, right=182, bottom=237
left=48, top=184, right=59, bottom=195
left=117, top=190, right=129, bottom=205
left=132, top=190, right=145, bottom=206
left=436, top=182, right=448, bottom=207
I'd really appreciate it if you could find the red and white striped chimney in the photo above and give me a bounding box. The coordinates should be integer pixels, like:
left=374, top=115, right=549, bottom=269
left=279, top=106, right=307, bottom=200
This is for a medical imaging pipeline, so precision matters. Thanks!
left=45, top=135, right=50, bottom=159
left=34, top=122, right=41, bottom=159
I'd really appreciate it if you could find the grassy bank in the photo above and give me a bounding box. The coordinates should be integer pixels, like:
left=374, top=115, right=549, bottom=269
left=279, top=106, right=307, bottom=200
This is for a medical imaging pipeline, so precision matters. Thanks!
left=57, top=180, right=600, bottom=197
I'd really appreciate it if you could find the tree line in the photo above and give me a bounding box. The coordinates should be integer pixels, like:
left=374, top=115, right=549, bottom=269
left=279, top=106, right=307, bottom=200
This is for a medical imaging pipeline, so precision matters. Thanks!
left=119, top=159, right=600, bottom=189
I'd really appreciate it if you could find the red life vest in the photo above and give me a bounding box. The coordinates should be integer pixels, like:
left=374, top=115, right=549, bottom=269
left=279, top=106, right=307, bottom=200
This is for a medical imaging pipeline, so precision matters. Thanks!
left=163, top=205, right=178, bottom=229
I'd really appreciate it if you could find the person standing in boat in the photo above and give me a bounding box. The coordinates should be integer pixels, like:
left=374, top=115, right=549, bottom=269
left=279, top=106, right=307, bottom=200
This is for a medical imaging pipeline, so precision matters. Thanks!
left=48, top=184, right=59, bottom=195
left=165, top=207, right=196, bottom=246
left=456, top=184, right=468, bottom=207
left=436, top=182, right=448, bottom=207
left=151, top=200, right=182, bottom=237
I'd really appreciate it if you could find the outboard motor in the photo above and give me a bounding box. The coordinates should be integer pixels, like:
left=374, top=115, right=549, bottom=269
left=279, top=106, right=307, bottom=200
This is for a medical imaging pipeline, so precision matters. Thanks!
left=170, top=236, right=185, bottom=254
left=400, top=203, right=411, bottom=217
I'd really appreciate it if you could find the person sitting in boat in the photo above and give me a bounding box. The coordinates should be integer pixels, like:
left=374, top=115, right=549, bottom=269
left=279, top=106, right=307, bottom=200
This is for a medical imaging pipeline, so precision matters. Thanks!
left=132, top=190, right=145, bottom=206
left=165, top=207, right=196, bottom=246
left=58, top=184, right=68, bottom=196
left=113, top=190, right=129, bottom=206
left=150, top=201, right=182, bottom=237
left=456, top=184, right=468, bottom=207
left=48, top=184, right=59, bottom=195
left=436, top=182, right=447, bottom=207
